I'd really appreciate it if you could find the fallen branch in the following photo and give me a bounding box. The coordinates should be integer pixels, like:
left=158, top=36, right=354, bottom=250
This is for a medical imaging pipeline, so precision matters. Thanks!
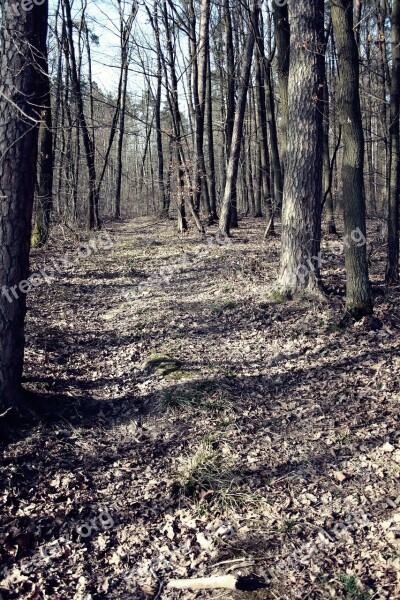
left=142, top=574, right=268, bottom=597
left=0, top=407, right=12, bottom=419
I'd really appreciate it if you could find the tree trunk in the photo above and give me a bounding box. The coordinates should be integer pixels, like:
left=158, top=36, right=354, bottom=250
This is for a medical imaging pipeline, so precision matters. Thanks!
left=276, top=0, right=325, bottom=295
left=254, top=8, right=273, bottom=232
left=206, top=51, right=218, bottom=219
left=0, top=0, right=48, bottom=414
left=273, top=1, right=290, bottom=175
left=219, top=0, right=256, bottom=236
left=115, top=54, right=129, bottom=219
left=331, top=0, right=372, bottom=316
left=32, top=55, right=53, bottom=248
left=222, top=0, right=238, bottom=229
left=193, top=0, right=212, bottom=222
left=386, top=0, right=400, bottom=283
left=63, top=0, right=100, bottom=229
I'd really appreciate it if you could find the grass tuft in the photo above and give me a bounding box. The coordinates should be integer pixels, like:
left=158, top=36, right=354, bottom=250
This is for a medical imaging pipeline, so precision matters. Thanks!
left=173, top=438, right=262, bottom=512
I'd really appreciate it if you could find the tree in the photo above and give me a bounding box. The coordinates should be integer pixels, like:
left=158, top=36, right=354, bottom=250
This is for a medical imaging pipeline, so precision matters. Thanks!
left=31, top=27, right=53, bottom=248
left=331, top=0, right=372, bottom=316
left=115, top=0, right=137, bottom=220
left=192, top=0, right=212, bottom=222
left=273, top=0, right=290, bottom=175
left=63, top=0, right=100, bottom=229
left=0, top=0, right=49, bottom=414
left=218, top=0, right=257, bottom=236
left=254, top=6, right=273, bottom=230
left=386, top=0, right=400, bottom=283
left=276, top=0, right=325, bottom=295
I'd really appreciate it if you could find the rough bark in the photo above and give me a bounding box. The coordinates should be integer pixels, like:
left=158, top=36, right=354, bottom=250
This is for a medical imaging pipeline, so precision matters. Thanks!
left=331, top=0, right=372, bottom=316
left=0, top=0, right=48, bottom=413
left=386, top=0, right=400, bottom=283
left=277, top=0, right=325, bottom=295
left=193, top=0, right=212, bottom=221
left=273, top=1, right=290, bottom=174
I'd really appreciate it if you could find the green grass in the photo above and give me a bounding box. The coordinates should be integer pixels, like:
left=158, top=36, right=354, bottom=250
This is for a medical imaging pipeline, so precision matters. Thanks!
left=279, top=519, right=297, bottom=536
left=340, top=575, right=371, bottom=599
left=266, top=290, right=291, bottom=303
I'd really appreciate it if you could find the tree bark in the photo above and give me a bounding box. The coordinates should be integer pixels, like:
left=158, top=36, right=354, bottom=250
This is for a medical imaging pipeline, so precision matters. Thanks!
left=206, top=51, right=217, bottom=219
left=273, top=1, right=290, bottom=175
left=219, top=0, right=256, bottom=236
left=331, top=0, right=372, bottom=316
left=386, top=0, right=400, bottom=283
left=254, top=8, right=273, bottom=232
left=32, top=53, right=53, bottom=248
left=0, top=0, right=48, bottom=414
left=277, top=0, right=325, bottom=295
left=192, top=0, right=212, bottom=221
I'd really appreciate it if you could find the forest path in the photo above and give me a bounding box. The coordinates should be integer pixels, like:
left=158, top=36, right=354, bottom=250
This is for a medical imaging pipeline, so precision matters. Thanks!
left=1, top=217, right=400, bottom=599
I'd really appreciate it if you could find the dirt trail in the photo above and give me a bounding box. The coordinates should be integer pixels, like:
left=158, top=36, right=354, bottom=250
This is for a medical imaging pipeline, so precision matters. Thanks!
left=1, top=217, right=400, bottom=599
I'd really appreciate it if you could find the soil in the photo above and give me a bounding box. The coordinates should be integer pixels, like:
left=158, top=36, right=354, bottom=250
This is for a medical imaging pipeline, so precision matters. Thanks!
left=0, top=216, right=399, bottom=600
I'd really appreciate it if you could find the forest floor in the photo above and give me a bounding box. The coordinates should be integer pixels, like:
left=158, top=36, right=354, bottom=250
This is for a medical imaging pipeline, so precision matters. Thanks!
left=1, top=216, right=400, bottom=600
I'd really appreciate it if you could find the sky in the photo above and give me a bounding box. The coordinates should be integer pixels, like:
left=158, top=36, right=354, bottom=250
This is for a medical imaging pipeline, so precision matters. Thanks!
left=50, top=0, right=152, bottom=99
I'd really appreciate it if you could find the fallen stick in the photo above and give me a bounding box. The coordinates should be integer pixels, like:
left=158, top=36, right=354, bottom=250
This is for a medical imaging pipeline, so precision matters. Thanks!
left=167, top=574, right=267, bottom=591
left=142, top=574, right=268, bottom=596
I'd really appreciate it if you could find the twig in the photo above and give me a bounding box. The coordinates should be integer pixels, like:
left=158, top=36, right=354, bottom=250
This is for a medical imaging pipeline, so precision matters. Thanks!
left=0, top=407, right=12, bottom=419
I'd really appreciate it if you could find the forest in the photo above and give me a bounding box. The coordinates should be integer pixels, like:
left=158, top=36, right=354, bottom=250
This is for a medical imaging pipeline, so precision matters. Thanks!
left=0, top=0, right=399, bottom=598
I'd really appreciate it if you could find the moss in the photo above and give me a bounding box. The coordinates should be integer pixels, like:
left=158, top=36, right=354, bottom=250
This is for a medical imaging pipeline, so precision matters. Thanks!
left=266, top=290, right=291, bottom=303
left=31, top=221, right=43, bottom=249
left=144, top=354, right=183, bottom=376
left=164, top=368, right=194, bottom=381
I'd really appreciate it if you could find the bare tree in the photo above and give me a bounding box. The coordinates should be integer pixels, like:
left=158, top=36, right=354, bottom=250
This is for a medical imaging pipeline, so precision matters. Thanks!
left=219, top=0, right=257, bottom=236
left=386, top=0, right=400, bottom=282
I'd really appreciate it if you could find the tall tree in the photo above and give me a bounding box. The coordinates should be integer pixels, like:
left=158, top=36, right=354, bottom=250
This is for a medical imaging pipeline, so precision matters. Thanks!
left=115, top=0, right=137, bottom=219
left=254, top=6, right=273, bottom=231
left=219, top=0, right=257, bottom=236
left=277, top=0, right=325, bottom=295
left=31, top=26, right=53, bottom=248
left=193, top=0, right=212, bottom=222
left=0, top=0, right=49, bottom=414
left=331, top=0, right=372, bottom=316
left=386, top=0, right=400, bottom=283
left=63, top=0, right=100, bottom=229
left=273, top=0, right=290, bottom=175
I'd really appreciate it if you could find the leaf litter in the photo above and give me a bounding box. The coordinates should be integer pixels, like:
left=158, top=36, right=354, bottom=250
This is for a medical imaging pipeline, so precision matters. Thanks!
left=0, top=217, right=399, bottom=599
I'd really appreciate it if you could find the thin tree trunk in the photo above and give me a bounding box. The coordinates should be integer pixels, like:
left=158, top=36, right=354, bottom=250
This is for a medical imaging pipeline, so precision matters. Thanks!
left=206, top=50, right=217, bottom=219
left=219, top=0, right=257, bottom=236
left=32, top=44, right=53, bottom=247
left=273, top=1, right=290, bottom=175
left=254, top=8, right=273, bottom=232
left=386, top=0, right=400, bottom=282
left=63, top=0, right=100, bottom=229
